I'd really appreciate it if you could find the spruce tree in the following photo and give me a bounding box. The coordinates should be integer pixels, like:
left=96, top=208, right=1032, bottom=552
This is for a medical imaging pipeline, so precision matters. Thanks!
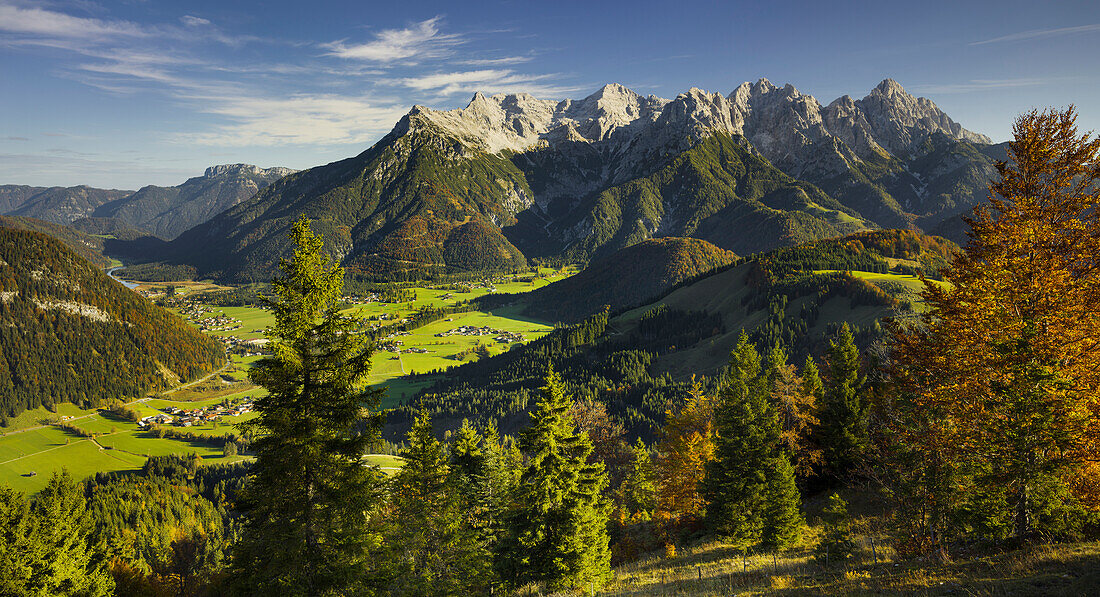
left=814, top=493, right=855, bottom=565
left=761, top=455, right=805, bottom=550
left=703, top=332, right=770, bottom=547
left=704, top=333, right=804, bottom=551
left=621, top=438, right=657, bottom=519
left=29, top=471, right=115, bottom=595
left=231, top=218, right=385, bottom=596
left=497, top=368, right=612, bottom=593
left=389, top=411, right=487, bottom=596
left=819, top=323, right=867, bottom=480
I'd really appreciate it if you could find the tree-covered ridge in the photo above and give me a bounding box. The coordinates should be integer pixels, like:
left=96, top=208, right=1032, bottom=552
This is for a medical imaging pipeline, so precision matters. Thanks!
left=0, top=229, right=224, bottom=418
left=502, top=237, right=738, bottom=323
left=387, top=229, right=953, bottom=444
left=0, top=215, right=111, bottom=268
left=165, top=120, right=533, bottom=283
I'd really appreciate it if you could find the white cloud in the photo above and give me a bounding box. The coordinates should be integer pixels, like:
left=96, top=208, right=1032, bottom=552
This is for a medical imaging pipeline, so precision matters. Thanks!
left=324, top=16, right=461, bottom=63
left=971, top=24, right=1100, bottom=46
left=457, top=55, right=533, bottom=66
left=176, top=94, right=410, bottom=146
left=181, top=15, right=211, bottom=27
left=910, top=78, right=1056, bottom=94
left=398, top=69, right=578, bottom=98
left=0, top=3, right=148, bottom=39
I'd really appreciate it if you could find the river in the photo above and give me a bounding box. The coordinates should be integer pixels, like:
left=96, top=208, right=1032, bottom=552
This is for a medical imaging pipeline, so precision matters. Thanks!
left=107, top=267, right=140, bottom=289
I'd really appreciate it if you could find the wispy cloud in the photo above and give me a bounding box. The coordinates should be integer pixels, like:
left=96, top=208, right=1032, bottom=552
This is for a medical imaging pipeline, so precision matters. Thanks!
left=971, top=24, right=1100, bottom=46
left=0, top=4, right=576, bottom=153
left=324, top=16, right=461, bottom=63
left=0, top=3, right=149, bottom=39
left=909, top=78, right=1056, bottom=94
left=398, top=69, right=578, bottom=98
left=4, top=136, right=29, bottom=141
left=457, top=55, right=533, bottom=66
left=176, top=94, right=411, bottom=146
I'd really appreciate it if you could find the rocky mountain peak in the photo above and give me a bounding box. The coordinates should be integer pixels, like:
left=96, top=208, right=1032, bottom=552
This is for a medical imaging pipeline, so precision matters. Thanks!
left=203, top=164, right=295, bottom=179
left=872, top=78, right=907, bottom=97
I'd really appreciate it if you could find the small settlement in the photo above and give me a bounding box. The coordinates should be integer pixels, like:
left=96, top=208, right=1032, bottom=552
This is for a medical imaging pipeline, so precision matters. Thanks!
left=139, top=398, right=255, bottom=429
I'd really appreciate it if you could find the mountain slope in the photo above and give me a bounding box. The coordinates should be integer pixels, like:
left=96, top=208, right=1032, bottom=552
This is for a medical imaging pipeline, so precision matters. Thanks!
left=0, top=229, right=224, bottom=418
left=385, top=228, right=958, bottom=440
left=0, top=215, right=111, bottom=268
left=3, top=185, right=133, bottom=225
left=93, top=164, right=294, bottom=239
left=147, top=79, right=993, bottom=282
left=508, top=237, right=737, bottom=323
left=167, top=118, right=533, bottom=282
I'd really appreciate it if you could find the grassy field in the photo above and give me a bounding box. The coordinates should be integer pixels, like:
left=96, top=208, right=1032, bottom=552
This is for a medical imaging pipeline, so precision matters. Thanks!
left=1, top=271, right=572, bottom=493
left=601, top=490, right=1100, bottom=596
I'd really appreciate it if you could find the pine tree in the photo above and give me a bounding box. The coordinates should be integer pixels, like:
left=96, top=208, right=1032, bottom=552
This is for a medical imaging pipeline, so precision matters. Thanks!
left=0, top=485, right=37, bottom=593
left=705, top=333, right=804, bottom=551
left=388, top=411, right=488, bottom=596
left=814, top=493, right=855, bottom=566
left=703, top=332, right=772, bottom=547
left=231, top=218, right=385, bottom=596
left=497, top=368, right=612, bottom=593
left=29, top=471, right=115, bottom=596
left=818, top=324, right=867, bottom=480
left=762, top=455, right=805, bottom=550
left=621, top=438, right=657, bottom=519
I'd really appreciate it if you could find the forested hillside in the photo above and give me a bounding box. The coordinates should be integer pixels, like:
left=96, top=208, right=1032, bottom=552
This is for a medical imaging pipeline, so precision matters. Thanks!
left=385, top=229, right=956, bottom=441
left=0, top=215, right=111, bottom=268
left=498, top=237, right=737, bottom=323
left=0, top=229, right=224, bottom=419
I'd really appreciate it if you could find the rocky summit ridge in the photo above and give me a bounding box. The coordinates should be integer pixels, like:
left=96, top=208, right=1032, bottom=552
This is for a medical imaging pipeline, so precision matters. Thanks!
left=408, top=78, right=988, bottom=178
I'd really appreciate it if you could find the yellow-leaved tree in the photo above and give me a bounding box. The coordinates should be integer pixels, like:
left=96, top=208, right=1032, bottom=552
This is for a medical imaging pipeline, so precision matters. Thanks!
left=887, top=107, right=1100, bottom=552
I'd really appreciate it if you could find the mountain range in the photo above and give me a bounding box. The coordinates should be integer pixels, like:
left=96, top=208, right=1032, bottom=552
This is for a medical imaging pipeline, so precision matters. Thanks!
left=146, top=78, right=1001, bottom=282
left=0, top=164, right=294, bottom=240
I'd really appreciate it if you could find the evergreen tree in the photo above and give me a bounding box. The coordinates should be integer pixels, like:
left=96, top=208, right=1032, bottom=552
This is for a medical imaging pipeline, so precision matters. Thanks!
left=497, top=368, right=612, bottom=593
left=29, top=471, right=115, bottom=596
left=703, top=332, right=770, bottom=547
left=814, top=493, right=855, bottom=566
left=388, top=411, right=488, bottom=596
left=704, top=333, right=804, bottom=551
left=818, top=324, right=867, bottom=480
left=0, top=485, right=36, bottom=593
left=231, top=218, right=385, bottom=596
left=762, top=455, right=805, bottom=550
left=621, top=438, right=657, bottom=519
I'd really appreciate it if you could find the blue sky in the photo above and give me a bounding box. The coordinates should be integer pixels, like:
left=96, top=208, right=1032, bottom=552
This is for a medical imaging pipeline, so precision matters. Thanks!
left=1, top=0, right=1098, bottom=189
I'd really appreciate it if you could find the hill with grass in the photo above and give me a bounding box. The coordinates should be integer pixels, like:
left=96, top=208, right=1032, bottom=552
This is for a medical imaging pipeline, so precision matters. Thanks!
left=385, top=229, right=957, bottom=441
left=512, top=237, right=738, bottom=323
left=0, top=228, right=224, bottom=421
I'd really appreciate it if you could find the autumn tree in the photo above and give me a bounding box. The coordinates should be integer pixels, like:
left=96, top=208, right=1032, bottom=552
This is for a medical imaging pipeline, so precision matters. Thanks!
left=766, top=347, right=822, bottom=480
left=654, top=379, right=715, bottom=526
left=887, top=106, right=1100, bottom=547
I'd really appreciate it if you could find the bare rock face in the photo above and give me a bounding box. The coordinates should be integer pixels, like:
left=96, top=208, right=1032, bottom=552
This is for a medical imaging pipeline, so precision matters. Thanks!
left=404, top=78, right=989, bottom=197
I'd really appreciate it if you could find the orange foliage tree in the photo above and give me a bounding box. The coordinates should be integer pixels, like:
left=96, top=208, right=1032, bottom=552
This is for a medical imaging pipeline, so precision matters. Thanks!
left=887, top=107, right=1100, bottom=549
left=654, top=379, right=716, bottom=526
